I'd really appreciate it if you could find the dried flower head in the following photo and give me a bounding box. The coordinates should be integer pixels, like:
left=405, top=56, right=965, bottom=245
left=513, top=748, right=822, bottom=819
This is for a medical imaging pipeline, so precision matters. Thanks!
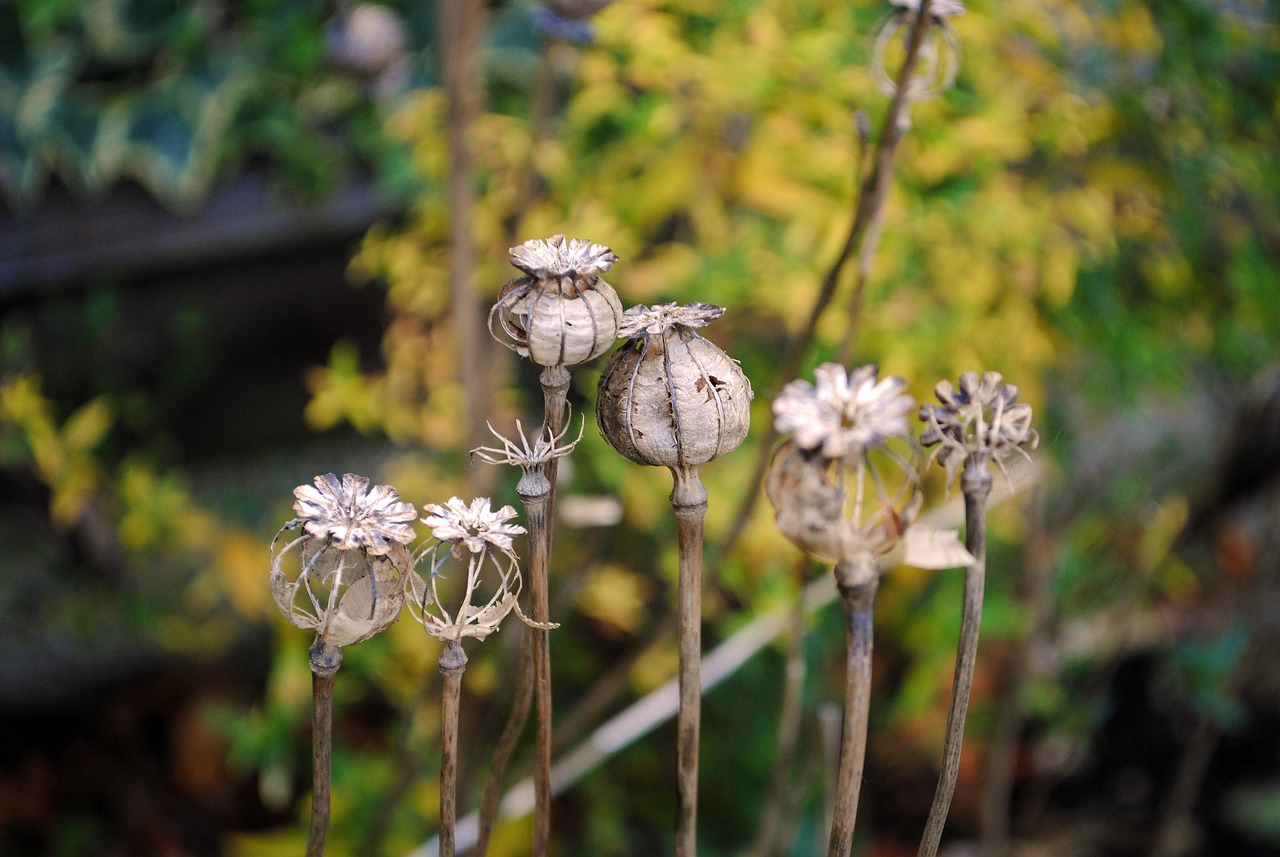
left=766, top=440, right=921, bottom=571
left=292, top=472, right=418, bottom=555
left=491, top=234, right=624, bottom=366
left=919, top=370, right=1038, bottom=486
left=471, top=415, right=585, bottom=499
left=406, top=497, right=549, bottom=643
left=773, top=364, right=915, bottom=460
left=597, top=303, right=753, bottom=470
left=889, top=0, right=965, bottom=17
left=422, top=496, right=526, bottom=557
left=618, top=301, right=724, bottom=338
left=872, top=0, right=962, bottom=101
left=271, top=473, right=415, bottom=652
left=470, top=417, right=584, bottom=475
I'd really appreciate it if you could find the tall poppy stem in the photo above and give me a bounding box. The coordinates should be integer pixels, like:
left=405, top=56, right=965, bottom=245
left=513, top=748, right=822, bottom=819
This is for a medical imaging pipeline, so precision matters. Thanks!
left=306, top=641, right=342, bottom=857
left=670, top=465, right=708, bottom=857
left=917, top=462, right=992, bottom=857
left=439, top=641, right=469, bottom=857
left=828, top=570, right=878, bottom=857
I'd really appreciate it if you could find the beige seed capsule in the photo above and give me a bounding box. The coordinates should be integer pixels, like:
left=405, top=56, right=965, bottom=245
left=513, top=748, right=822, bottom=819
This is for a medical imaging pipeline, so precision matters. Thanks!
left=490, top=234, right=624, bottom=367
left=596, top=303, right=752, bottom=469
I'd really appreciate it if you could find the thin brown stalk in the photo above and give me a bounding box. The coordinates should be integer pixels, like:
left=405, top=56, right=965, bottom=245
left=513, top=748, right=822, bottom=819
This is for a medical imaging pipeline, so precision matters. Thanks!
left=918, top=463, right=992, bottom=857
left=472, top=631, right=534, bottom=857
left=521, top=462, right=555, bottom=857
left=749, top=558, right=811, bottom=857
left=307, top=642, right=342, bottom=857
left=439, top=641, right=470, bottom=857
left=717, top=0, right=938, bottom=562
left=440, top=0, right=492, bottom=480
left=671, top=465, right=709, bottom=857
left=828, top=572, right=879, bottom=857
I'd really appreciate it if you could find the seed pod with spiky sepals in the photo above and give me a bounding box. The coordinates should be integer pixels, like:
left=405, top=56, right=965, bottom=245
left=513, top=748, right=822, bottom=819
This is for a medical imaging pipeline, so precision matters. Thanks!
left=490, top=234, right=624, bottom=367
left=596, top=302, right=753, bottom=471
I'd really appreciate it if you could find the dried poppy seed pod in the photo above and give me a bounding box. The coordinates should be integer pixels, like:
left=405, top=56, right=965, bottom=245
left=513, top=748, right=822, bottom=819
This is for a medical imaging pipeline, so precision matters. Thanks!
left=490, top=234, right=624, bottom=367
left=596, top=302, right=753, bottom=470
left=766, top=364, right=920, bottom=581
left=270, top=473, right=416, bottom=661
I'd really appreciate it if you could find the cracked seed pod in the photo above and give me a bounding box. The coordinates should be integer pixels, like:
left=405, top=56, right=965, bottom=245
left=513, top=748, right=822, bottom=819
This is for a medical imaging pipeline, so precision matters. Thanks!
left=490, top=234, right=624, bottom=366
left=596, top=303, right=753, bottom=469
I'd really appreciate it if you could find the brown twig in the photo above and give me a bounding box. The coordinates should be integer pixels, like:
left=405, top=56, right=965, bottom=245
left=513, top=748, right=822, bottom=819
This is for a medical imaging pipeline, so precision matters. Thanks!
left=440, top=0, right=493, bottom=486
left=472, top=631, right=534, bottom=857
left=671, top=465, right=709, bottom=857
left=439, top=641, right=470, bottom=857
left=918, top=463, right=992, bottom=857
left=717, top=0, right=937, bottom=562
left=828, top=572, right=879, bottom=857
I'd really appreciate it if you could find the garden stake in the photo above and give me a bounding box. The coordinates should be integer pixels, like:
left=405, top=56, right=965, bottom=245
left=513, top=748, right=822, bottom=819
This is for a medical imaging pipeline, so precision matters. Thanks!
left=916, top=372, right=1037, bottom=857
left=598, top=303, right=752, bottom=857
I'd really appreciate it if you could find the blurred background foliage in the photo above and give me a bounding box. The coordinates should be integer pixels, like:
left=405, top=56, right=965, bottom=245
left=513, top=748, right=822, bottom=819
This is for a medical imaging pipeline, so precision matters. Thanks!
left=2, top=0, right=1280, bottom=856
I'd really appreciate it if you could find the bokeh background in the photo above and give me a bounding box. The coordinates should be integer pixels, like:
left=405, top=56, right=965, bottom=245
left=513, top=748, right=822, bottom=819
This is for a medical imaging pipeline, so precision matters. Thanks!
left=2, top=1, right=1279, bottom=855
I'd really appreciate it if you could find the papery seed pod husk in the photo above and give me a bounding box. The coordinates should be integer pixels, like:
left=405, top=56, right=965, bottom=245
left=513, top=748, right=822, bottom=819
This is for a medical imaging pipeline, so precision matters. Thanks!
left=491, top=235, right=624, bottom=367
left=270, top=538, right=410, bottom=648
left=596, top=306, right=752, bottom=468
left=765, top=441, right=910, bottom=566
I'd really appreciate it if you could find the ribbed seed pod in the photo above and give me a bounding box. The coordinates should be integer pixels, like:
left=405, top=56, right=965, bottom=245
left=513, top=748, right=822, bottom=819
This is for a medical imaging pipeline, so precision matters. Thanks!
left=490, top=234, right=624, bottom=367
left=597, top=302, right=752, bottom=469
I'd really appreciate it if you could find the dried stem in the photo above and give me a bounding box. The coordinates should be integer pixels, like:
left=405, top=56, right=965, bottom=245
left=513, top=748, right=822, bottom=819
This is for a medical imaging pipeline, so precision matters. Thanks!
left=717, top=0, right=938, bottom=561
left=748, top=559, right=811, bottom=857
left=306, top=641, right=342, bottom=857
left=473, top=630, right=534, bottom=857
left=918, top=461, right=992, bottom=857
left=521, top=457, right=555, bottom=857
left=439, top=641, right=469, bottom=857
left=440, top=0, right=492, bottom=480
left=671, top=465, right=709, bottom=857
left=828, top=572, right=879, bottom=857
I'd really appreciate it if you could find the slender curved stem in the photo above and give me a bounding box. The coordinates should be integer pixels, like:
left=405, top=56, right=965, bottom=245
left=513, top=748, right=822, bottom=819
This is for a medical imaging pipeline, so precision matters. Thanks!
left=307, top=642, right=342, bottom=857
left=671, top=465, right=709, bottom=857
left=828, top=572, right=878, bottom=857
left=522, top=465, right=555, bottom=857
left=473, top=631, right=534, bottom=857
left=439, top=641, right=469, bottom=857
left=715, top=0, right=938, bottom=563
left=917, top=462, right=992, bottom=857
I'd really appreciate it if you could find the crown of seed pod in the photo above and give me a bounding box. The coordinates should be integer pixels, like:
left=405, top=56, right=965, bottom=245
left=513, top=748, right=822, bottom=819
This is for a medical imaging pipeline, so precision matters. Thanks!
left=270, top=473, right=416, bottom=651
left=596, top=302, right=753, bottom=470
left=490, top=234, right=624, bottom=367
left=406, top=497, right=549, bottom=642
left=766, top=364, right=920, bottom=575
left=919, top=370, right=1038, bottom=486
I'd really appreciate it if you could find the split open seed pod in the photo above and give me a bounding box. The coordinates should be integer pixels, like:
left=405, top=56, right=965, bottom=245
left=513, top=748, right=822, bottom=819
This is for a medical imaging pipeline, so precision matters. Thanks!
left=491, top=234, right=624, bottom=367
left=596, top=302, right=753, bottom=469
